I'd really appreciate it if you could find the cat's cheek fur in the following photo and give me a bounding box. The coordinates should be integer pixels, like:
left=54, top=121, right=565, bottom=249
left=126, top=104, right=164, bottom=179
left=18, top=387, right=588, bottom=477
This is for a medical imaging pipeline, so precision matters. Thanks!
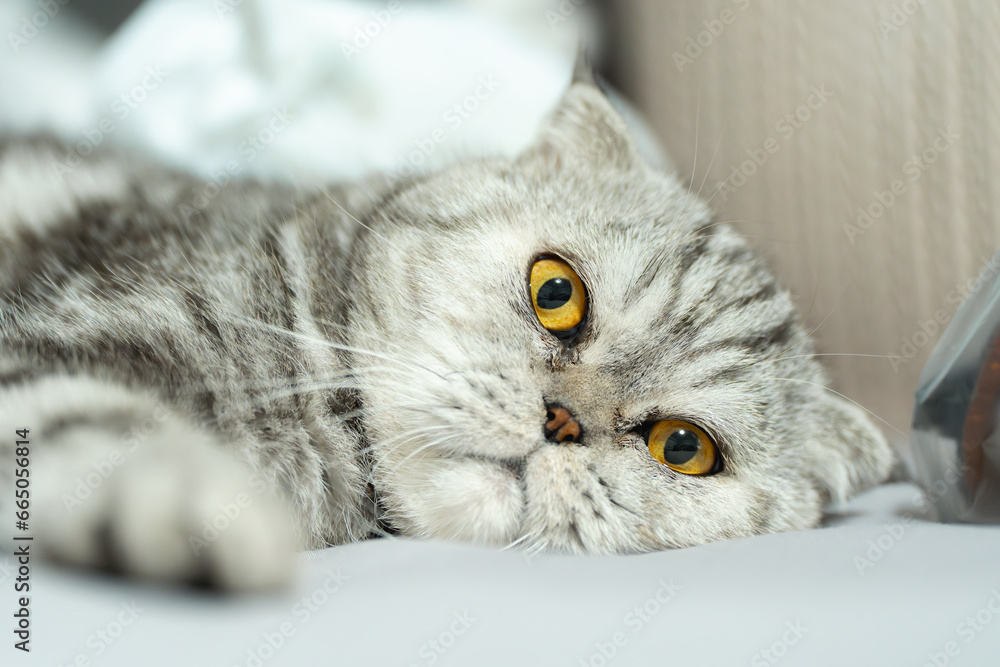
left=804, top=396, right=895, bottom=503
left=381, top=458, right=524, bottom=546
left=517, top=445, right=826, bottom=554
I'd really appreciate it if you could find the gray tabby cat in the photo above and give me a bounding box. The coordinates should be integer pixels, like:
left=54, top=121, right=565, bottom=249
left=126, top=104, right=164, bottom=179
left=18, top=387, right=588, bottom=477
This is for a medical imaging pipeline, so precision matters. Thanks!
left=0, top=67, right=893, bottom=590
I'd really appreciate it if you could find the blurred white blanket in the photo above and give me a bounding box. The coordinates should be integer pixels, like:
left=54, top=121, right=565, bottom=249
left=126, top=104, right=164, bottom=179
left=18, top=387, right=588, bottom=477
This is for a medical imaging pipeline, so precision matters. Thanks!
left=1, top=0, right=576, bottom=181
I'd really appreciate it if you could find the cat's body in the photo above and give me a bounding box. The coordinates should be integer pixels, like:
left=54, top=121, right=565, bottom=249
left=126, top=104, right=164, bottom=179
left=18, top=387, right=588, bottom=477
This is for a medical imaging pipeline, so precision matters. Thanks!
left=0, top=70, right=893, bottom=589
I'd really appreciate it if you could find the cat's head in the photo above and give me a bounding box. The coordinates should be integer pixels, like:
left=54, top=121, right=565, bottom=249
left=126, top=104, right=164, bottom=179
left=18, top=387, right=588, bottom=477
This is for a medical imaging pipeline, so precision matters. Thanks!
left=350, top=67, right=893, bottom=552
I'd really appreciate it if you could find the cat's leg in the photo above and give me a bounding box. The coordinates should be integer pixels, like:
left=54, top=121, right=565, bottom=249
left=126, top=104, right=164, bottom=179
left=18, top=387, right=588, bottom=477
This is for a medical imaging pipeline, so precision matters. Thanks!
left=0, top=374, right=296, bottom=590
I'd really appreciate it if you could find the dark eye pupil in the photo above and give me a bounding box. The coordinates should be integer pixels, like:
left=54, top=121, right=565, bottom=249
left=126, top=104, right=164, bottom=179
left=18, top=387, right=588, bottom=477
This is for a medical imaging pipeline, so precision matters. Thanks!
left=537, top=278, right=573, bottom=309
left=663, top=430, right=700, bottom=464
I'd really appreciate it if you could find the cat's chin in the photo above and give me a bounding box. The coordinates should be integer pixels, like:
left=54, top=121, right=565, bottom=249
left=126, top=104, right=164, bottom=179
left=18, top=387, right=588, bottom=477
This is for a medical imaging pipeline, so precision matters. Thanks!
left=380, top=457, right=525, bottom=547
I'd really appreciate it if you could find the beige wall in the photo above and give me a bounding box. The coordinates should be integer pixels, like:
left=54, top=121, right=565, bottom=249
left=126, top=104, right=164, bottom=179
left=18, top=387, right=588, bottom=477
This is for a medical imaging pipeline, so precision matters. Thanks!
left=614, top=0, right=1000, bottom=447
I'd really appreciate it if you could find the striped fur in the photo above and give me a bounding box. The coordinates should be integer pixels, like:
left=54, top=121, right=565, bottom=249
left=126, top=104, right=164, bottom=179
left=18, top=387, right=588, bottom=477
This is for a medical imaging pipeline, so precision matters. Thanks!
left=0, top=75, right=892, bottom=589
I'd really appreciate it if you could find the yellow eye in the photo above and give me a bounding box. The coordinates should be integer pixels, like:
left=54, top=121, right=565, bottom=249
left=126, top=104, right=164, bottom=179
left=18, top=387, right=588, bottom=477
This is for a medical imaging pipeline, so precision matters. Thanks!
left=646, top=420, right=719, bottom=475
left=530, top=257, right=587, bottom=337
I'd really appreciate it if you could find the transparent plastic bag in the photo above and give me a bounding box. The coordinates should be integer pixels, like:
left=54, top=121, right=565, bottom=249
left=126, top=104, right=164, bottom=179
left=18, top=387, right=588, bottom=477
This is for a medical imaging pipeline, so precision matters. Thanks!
left=911, top=250, right=1000, bottom=522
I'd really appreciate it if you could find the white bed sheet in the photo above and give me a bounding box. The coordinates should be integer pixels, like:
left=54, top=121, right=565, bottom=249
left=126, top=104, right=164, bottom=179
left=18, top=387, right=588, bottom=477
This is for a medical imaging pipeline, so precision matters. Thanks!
left=14, top=483, right=1000, bottom=667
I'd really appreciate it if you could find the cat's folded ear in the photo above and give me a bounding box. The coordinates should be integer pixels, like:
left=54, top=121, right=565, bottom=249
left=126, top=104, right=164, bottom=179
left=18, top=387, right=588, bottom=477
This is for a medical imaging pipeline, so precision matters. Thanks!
left=518, top=51, right=644, bottom=173
left=804, top=392, right=895, bottom=503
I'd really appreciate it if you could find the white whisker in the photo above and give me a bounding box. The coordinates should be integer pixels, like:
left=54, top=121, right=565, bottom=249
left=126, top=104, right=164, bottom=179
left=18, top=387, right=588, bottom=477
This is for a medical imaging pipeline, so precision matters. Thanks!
left=313, top=181, right=395, bottom=246
left=696, top=122, right=728, bottom=201
left=770, top=376, right=903, bottom=435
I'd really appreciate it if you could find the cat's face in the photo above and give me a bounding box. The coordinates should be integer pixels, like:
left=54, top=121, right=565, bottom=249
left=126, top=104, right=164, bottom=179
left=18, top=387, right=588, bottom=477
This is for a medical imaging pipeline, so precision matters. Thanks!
left=350, top=75, right=893, bottom=553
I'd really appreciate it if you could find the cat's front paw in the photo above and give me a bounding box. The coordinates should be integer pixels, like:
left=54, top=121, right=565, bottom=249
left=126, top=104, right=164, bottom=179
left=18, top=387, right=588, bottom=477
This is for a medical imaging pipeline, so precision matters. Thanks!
left=102, top=436, right=297, bottom=591
left=2, top=376, right=298, bottom=591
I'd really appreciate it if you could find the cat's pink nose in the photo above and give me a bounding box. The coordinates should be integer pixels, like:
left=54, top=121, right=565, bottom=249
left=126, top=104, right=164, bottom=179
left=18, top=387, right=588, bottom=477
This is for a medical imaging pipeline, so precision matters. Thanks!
left=545, top=405, right=582, bottom=443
